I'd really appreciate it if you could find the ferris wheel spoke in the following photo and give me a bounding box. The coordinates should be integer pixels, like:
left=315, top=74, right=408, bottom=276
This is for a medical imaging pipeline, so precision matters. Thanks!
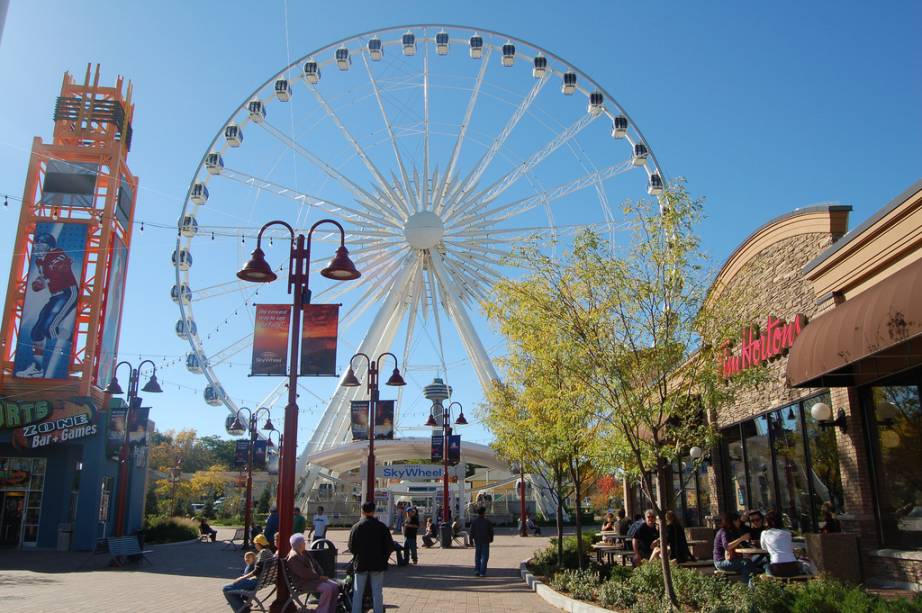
left=428, top=251, right=498, bottom=388
left=440, top=256, right=490, bottom=304
left=423, top=45, right=431, bottom=210
left=258, top=120, right=402, bottom=226
left=319, top=249, right=408, bottom=309
left=445, top=112, right=602, bottom=225
left=441, top=239, right=512, bottom=261
left=339, top=254, right=415, bottom=326
left=433, top=45, right=493, bottom=214
left=423, top=259, right=450, bottom=376
left=206, top=333, right=254, bottom=367
left=190, top=281, right=250, bottom=302
left=361, top=53, right=416, bottom=216
left=220, top=166, right=396, bottom=230
left=306, top=84, right=407, bottom=215
left=441, top=71, right=547, bottom=218
left=451, top=159, right=633, bottom=227
left=447, top=251, right=505, bottom=283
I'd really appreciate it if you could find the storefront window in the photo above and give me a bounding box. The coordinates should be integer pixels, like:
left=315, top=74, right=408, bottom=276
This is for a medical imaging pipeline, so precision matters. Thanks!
left=0, top=457, right=46, bottom=546
left=803, top=393, right=844, bottom=526
left=719, top=393, right=842, bottom=532
left=722, top=425, right=748, bottom=513
left=771, top=407, right=811, bottom=531
left=744, top=416, right=775, bottom=511
left=869, top=384, right=922, bottom=548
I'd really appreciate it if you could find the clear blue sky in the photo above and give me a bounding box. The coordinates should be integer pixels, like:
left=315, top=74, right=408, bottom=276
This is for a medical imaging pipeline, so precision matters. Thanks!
left=0, top=1, right=919, bottom=446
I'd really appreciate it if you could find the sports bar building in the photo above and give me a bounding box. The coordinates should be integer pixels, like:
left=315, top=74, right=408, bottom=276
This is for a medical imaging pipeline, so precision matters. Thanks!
left=625, top=179, right=922, bottom=590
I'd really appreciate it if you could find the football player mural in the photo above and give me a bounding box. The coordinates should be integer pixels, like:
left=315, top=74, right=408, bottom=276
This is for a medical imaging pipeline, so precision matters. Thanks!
left=14, top=223, right=87, bottom=379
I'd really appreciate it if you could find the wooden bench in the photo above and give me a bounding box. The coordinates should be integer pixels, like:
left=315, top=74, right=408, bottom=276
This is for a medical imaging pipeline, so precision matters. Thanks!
left=107, top=535, right=152, bottom=567
left=225, top=558, right=279, bottom=613
left=759, top=573, right=814, bottom=584
left=592, top=543, right=622, bottom=565
left=222, top=527, right=246, bottom=550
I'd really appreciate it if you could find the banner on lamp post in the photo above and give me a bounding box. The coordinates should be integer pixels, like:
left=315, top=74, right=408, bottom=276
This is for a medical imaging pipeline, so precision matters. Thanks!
left=448, top=434, right=461, bottom=465
left=431, top=433, right=443, bottom=463
left=300, top=304, right=339, bottom=376
left=350, top=399, right=395, bottom=440
left=250, top=304, right=291, bottom=376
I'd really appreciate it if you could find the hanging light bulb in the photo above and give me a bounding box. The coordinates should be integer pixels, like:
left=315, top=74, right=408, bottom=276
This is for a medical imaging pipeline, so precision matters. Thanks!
left=140, top=221, right=144, bottom=232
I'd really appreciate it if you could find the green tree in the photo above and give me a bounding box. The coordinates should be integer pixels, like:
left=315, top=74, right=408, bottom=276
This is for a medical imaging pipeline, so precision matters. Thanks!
left=257, top=484, right=273, bottom=514
left=484, top=185, right=758, bottom=607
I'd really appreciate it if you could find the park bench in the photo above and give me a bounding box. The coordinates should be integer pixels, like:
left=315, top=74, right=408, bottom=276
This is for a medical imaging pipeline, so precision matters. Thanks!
left=222, top=527, right=246, bottom=550
left=758, top=573, right=814, bottom=584
left=591, top=543, right=622, bottom=565
left=225, top=558, right=279, bottom=613
left=107, top=535, right=152, bottom=567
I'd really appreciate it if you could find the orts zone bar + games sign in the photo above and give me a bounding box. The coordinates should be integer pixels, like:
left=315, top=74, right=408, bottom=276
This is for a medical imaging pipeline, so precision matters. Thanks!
left=0, top=397, right=98, bottom=449
left=720, top=314, right=807, bottom=378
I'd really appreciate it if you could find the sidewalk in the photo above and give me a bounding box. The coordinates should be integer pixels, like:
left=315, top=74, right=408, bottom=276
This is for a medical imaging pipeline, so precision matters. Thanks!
left=0, top=526, right=561, bottom=612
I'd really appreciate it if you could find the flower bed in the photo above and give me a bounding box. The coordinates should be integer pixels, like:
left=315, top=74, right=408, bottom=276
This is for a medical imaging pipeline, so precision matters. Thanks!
left=526, top=540, right=922, bottom=612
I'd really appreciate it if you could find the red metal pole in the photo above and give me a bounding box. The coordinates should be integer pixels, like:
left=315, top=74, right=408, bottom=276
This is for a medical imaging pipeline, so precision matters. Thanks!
left=114, top=367, right=138, bottom=537
left=243, top=416, right=255, bottom=548
left=365, top=362, right=378, bottom=504
left=276, top=234, right=305, bottom=558
left=442, top=410, right=449, bottom=525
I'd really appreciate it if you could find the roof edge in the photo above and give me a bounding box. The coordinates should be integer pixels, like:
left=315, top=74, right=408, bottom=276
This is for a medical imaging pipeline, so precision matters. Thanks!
left=802, top=178, right=922, bottom=275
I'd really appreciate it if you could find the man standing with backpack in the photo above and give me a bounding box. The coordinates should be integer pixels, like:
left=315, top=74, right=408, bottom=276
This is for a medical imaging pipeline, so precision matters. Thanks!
left=470, top=507, right=494, bottom=577
left=348, top=501, right=395, bottom=613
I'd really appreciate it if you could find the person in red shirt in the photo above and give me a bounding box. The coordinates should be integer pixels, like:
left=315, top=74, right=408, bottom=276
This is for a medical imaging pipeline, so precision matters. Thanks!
left=16, top=233, right=79, bottom=378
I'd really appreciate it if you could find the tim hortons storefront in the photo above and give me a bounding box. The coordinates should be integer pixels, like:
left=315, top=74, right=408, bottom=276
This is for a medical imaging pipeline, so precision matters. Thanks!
left=627, top=181, right=922, bottom=589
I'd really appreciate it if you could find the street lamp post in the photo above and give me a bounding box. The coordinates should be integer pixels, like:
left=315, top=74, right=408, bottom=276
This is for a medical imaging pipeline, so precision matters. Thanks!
left=341, top=353, right=406, bottom=504
left=425, top=400, right=467, bottom=546
left=228, top=407, right=274, bottom=548
left=169, top=459, right=183, bottom=517
left=105, top=359, right=162, bottom=537
left=237, top=218, right=359, bottom=559
left=519, top=462, right=528, bottom=537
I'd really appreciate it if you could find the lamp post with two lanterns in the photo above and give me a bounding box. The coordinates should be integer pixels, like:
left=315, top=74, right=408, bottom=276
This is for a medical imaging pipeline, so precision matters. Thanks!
left=236, top=218, right=359, bottom=557
left=425, top=400, right=467, bottom=546
left=105, top=359, right=162, bottom=536
left=228, top=406, right=275, bottom=548
left=342, top=353, right=406, bottom=505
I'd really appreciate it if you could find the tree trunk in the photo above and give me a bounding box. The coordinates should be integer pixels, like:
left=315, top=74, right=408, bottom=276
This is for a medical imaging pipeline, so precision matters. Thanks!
left=653, top=463, right=680, bottom=610
left=555, top=466, right=564, bottom=568
left=570, top=458, right=584, bottom=570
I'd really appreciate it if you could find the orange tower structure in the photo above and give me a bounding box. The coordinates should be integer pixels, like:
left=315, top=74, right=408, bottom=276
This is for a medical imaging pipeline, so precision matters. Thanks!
left=0, top=64, right=138, bottom=404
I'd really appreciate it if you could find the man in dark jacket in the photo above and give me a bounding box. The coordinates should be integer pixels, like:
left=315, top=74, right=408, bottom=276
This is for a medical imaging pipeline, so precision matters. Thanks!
left=348, top=501, right=395, bottom=613
left=470, top=507, right=494, bottom=577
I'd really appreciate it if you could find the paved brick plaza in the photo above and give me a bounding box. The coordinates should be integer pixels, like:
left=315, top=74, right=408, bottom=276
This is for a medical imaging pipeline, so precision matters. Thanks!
left=0, top=527, right=561, bottom=612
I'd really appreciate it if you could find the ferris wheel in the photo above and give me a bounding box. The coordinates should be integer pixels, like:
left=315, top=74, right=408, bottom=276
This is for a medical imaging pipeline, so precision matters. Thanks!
left=173, top=24, right=665, bottom=489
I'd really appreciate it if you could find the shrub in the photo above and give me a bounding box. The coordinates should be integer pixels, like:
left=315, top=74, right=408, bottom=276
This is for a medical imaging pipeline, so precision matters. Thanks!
left=143, top=515, right=198, bottom=544
left=598, top=577, right=637, bottom=609
left=548, top=568, right=601, bottom=600
left=529, top=535, right=593, bottom=576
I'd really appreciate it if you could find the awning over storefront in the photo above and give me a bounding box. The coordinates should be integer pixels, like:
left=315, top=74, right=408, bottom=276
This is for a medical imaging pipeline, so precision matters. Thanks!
left=787, top=258, right=922, bottom=388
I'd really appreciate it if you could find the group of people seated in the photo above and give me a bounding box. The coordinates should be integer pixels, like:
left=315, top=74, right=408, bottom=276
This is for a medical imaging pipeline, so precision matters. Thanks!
left=713, top=510, right=815, bottom=584
left=419, top=515, right=471, bottom=548
left=628, top=509, right=694, bottom=565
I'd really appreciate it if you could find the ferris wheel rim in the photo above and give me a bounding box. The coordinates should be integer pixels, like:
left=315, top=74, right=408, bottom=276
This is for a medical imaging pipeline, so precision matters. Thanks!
left=173, top=23, right=666, bottom=416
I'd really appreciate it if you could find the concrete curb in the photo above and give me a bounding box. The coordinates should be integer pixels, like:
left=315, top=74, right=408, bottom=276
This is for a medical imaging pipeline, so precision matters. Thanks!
left=519, top=559, right=612, bottom=613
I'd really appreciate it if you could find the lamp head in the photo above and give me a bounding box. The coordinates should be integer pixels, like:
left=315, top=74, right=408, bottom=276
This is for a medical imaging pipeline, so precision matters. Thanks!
left=341, top=367, right=361, bottom=388
left=262, top=416, right=275, bottom=431
left=454, top=412, right=468, bottom=426
left=385, top=367, right=406, bottom=387
left=237, top=247, right=277, bottom=283
left=141, top=373, right=163, bottom=394
left=320, top=245, right=361, bottom=281
left=424, top=414, right=438, bottom=428
left=227, top=415, right=246, bottom=437
left=810, top=402, right=832, bottom=422
left=689, top=446, right=703, bottom=461
left=105, top=376, right=124, bottom=395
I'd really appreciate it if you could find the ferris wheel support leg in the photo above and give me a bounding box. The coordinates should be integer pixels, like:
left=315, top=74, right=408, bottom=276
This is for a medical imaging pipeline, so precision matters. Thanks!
left=427, top=251, right=499, bottom=390
left=295, top=260, right=418, bottom=502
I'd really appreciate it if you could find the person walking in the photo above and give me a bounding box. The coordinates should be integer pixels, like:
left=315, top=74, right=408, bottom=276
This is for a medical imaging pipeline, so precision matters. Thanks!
left=402, top=507, right=419, bottom=564
left=470, top=507, right=494, bottom=577
left=264, top=506, right=279, bottom=549
left=349, top=501, right=396, bottom=613
left=293, top=507, right=307, bottom=535
left=287, top=533, right=339, bottom=613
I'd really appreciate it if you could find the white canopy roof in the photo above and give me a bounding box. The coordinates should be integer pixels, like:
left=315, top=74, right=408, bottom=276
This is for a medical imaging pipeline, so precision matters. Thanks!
left=306, top=437, right=509, bottom=474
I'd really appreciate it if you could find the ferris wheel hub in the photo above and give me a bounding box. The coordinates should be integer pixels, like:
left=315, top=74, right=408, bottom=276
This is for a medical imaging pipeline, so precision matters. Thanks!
left=404, top=210, right=445, bottom=250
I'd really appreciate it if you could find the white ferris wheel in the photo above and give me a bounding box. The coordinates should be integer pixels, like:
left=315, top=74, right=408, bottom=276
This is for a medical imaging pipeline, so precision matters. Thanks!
left=173, top=24, right=665, bottom=495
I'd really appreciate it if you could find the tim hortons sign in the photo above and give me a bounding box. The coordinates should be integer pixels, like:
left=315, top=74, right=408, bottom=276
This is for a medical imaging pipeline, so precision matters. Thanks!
left=720, top=314, right=807, bottom=378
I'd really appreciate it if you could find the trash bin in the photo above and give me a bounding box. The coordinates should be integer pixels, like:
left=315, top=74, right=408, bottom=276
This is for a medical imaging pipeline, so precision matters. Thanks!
left=56, top=523, right=73, bottom=552
left=439, top=522, right=453, bottom=548
left=309, top=538, right=338, bottom=577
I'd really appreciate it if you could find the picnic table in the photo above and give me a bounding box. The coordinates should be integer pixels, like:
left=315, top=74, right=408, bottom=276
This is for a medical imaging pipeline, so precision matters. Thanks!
left=595, top=532, right=630, bottom=541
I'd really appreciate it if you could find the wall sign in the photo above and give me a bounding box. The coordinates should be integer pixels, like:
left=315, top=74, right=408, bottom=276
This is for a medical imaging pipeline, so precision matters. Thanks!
left=0, top=399, right=52, bottom=430
left=11, top=397, right=98, bottom=449
left=721, top=314, right=807, bottom=378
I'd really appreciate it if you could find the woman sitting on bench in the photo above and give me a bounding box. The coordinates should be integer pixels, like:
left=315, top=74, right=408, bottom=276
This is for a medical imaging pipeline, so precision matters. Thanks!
left=760, top=511, right=814, bottom=578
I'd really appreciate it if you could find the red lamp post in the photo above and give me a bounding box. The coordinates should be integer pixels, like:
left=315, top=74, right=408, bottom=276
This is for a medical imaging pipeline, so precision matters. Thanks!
left=105, top=359, right=162, bottom=537
left=425, top=400, right=467, bottom=546
left=227, top=406, right=274, bottom=548
left=341, top=353, right=406, bottom=504
left=236, top=218, right=359, bottom=558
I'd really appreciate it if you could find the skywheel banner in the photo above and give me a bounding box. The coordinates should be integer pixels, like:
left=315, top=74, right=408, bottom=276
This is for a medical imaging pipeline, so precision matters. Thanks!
left=300, top=304, right=340, bottom=376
